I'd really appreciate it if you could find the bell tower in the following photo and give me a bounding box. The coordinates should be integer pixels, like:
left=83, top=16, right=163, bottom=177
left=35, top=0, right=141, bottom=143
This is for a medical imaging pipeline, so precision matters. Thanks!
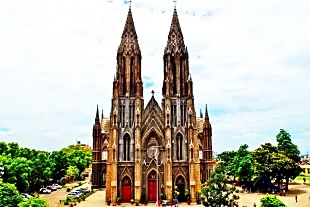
left=161, top=4, right=200, bottom=202
left=107, top=4, right=144, bottom=204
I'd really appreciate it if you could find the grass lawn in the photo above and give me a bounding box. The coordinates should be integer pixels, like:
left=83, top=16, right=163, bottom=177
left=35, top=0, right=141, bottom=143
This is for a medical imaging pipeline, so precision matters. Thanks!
left=295, top=175, right=310, bottom=181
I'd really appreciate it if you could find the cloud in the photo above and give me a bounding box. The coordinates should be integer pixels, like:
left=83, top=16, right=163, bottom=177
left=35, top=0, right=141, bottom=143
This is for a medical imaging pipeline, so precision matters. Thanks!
left=0, top=0, right=309, bottom=154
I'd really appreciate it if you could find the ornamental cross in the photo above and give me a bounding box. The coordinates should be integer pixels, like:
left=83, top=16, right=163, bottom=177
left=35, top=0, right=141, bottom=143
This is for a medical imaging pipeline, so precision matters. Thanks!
left=129, top=0, right=132, bottom=9
left=173, top=0, right=177, bottom=10
left=151, top=90, right=155, bottom=97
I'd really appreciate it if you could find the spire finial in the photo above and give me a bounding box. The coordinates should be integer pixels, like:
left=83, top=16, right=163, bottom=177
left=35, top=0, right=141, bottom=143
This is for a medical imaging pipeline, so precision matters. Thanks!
left=95, top=104, right=100, bottom=123
left=101, top=109, right=104, bottom=120
left=173, top=0, right=177, bottom=11
left=151, top=90, right=155, bottom=97
left=205, top=104, right=209, bottom=121
left=129, top=0, right=132, bottom=10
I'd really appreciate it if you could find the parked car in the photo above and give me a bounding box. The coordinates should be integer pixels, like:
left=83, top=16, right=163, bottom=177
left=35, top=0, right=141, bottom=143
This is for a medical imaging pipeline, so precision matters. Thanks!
left=39, top=188, right=51, bottom=194
left=52, top=183, right=62, bottom=189
left=71, top=191, right=83, bottom=197
left=76, top=187, right=90, bottom=194
left=46, top=185, right=57, bottom=191
left=21, top=193, right=33, bottom=199
left=67, top=192, right=80, bottom=198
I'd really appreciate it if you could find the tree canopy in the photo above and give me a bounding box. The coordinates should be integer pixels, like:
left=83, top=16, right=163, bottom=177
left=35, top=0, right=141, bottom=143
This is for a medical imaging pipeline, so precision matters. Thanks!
left=0, top=141, right=91, bottom=192
left=201, top=165, right=239, bottom=206
left=217, top=129, right=301, bottom=190
left=0, top=183, right=23, bottom=207
left=18, top=197, right=49, bottom=207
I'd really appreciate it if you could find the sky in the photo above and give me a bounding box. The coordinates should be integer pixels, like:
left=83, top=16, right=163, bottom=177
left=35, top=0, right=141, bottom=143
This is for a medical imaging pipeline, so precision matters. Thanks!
left=0, top=0, right=309, bottom=154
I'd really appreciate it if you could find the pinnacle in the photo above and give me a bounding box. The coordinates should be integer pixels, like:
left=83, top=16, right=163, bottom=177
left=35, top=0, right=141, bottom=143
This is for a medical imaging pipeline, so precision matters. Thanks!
left=95, top=105, right=100, bottom=123
left=168, top=10, right=183, bottom=39
left=121, top=8, right=137, bottom=39
left=205, top=104, right=209, bottom=121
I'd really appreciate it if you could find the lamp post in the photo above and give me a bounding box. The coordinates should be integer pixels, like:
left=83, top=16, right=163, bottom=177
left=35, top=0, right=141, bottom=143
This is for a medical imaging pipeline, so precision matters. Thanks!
left=151, top=146, right=161, bottom=207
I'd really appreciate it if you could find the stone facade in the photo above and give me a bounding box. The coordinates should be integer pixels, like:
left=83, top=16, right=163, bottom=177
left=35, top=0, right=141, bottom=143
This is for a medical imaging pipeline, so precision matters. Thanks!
left=91, top=6, right=213, bottom=204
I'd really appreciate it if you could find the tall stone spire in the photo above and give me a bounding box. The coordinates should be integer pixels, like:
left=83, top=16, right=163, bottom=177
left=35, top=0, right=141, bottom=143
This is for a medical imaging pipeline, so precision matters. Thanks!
left=118, top=7, right=140, bottom=55
left=95, top=104, right=100, bottom=123
left=114, top=4, right=143, bottom=97
left=204, top=104, right=210, bottom=126
left=162, top=6, right=189, bottom=97
left=165, top=6, right=185, bottom=53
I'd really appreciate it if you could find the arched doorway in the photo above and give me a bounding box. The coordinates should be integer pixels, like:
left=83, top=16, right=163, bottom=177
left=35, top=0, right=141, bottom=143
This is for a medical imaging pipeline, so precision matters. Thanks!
left=148, top=170, right=157, bottom=202
left=175, top=175, right=186, bottom=202
left=121, top=176, right=131, bottom=202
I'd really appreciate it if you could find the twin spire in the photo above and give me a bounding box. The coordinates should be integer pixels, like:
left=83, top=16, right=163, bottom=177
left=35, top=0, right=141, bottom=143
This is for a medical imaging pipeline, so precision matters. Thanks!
left=121, top=0, right=182, bottom=46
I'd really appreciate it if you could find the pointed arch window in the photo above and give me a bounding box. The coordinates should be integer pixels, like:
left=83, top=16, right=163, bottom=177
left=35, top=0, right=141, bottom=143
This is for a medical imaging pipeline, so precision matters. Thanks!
left=119, top=103, right=125, bottom=128
left=180, top=57, right=183, bottom=95
left=102, top=147, right=108, bottom=161
left=123, top=134, right=130, bottom=161
left=171, top=56, right=177, bottom=95
left=176, top=133, right=183, bottom=160
left=122, top=56, right=126, bottom=95
left=130, top=57, right=135, bottom=95
left=129, top=102, right=134, bottom=127
left=199, top=147, right=203, bottom=160
left=170, top=102, right=177, bottom=127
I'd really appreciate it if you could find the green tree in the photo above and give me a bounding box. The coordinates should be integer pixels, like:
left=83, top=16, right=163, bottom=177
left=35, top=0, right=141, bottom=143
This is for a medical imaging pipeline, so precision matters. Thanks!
left=276, top=129, right=302, bottom=189
left=5, top=157, right=32, bottom=192
left=201, top=165, right=239, bottom=206
left=217, top=150, right=236, bottom=179
left=253, top=143, right=278, bottom=177
left=18, top=197, right=49, bottom=207
left=29, top=152, right=54, bottom=190
left=260, top=194, right=287, bottom=207
left=253, top=143, right=301, bottom=189
left=66, top=166, right=79, bottom=180
left=232, top=144, right=255, bottom=183
left=0, top=183, right=23, bottom=207
left=0, top=141, right=8, bottom=155
left=49, top=151, right=69, bottom=180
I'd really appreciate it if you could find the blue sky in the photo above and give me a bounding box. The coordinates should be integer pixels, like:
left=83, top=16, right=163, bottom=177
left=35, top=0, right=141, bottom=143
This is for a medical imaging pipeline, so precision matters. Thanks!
left=0, top=0, right=309, bottom=154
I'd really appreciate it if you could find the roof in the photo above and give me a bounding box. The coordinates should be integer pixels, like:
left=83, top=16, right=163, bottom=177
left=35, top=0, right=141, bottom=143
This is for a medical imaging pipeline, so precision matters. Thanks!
left=101, top=118, right=110, bottom=134
left=196, top=117, right=203, bottom=132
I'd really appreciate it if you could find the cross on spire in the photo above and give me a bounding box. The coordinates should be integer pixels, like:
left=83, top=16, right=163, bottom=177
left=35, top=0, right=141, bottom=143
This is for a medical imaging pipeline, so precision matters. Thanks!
left=129, top=0, right=132, bottom=9
left=173, top=0, right=177, bottom=11
left=151, top=90, right=155, bottom=97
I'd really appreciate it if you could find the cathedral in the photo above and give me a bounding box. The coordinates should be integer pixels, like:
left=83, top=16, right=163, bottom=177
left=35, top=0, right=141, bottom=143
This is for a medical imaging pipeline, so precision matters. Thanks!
left=91, top=4, right=214, bottom=204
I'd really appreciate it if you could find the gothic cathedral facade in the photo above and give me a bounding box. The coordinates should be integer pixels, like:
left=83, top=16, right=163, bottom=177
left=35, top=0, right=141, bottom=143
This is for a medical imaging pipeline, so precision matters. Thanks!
left=92, top=6, right=213, bottom=204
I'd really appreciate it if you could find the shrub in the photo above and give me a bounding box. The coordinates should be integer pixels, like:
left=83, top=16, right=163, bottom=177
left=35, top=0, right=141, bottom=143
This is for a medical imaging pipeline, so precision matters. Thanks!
left=260, top=194, right=287, bottom=207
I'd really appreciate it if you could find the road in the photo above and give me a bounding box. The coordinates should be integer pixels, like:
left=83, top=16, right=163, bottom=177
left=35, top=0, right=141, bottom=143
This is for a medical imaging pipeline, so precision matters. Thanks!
left=40, top=182, right=91, bottom=207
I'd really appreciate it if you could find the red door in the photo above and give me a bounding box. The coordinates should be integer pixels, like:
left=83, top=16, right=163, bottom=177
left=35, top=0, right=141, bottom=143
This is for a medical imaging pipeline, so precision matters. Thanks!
left=148, top=181, right=156, bottom=201
left=122, top=185, right=131, bottom=202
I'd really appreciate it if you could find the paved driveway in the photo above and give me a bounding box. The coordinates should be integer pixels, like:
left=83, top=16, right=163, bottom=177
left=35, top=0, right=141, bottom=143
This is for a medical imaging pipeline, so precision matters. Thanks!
left=41, top=182, right=91, bottom=207
left=238, top=183, right=310, bottom=207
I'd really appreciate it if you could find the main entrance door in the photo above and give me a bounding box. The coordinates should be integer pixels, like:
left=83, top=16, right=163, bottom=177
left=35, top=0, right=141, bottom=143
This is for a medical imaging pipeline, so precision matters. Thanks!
left=176, top=176, right=186, bottom=202
left=121, top=176, right=131, bottom=202
left=148, top=170, right=157, bottom=202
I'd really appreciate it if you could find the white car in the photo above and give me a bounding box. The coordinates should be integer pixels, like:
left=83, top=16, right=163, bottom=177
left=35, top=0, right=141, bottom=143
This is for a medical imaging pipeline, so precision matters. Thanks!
left=52, top=184, right=62, bottom=189
left=68, top=192, right=80, bottom=198
left=39, top=188, right=51, bottom=194
left=71, top=191, right=83, bottom=196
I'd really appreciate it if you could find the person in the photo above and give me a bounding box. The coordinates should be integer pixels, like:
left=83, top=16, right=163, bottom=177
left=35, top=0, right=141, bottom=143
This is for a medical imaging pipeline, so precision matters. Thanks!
left=283, top=189, right=286, bottom=196
left=295, top=195, right=298, bottom=202
left=253, top=203, right=257, bottom=207
left=303, top=177, right=306, bottom=183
